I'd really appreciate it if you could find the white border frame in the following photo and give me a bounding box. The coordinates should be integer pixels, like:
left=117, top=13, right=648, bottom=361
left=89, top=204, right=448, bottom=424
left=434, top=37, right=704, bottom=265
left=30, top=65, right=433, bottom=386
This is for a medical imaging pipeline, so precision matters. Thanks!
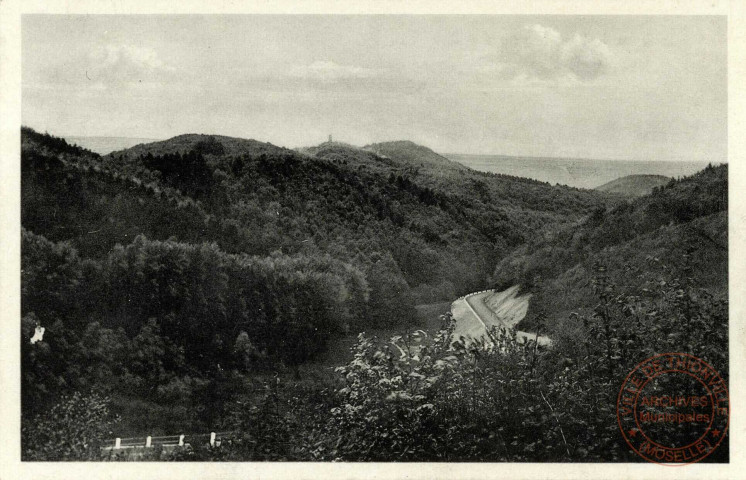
left=2, top=1, right=744, bottom=479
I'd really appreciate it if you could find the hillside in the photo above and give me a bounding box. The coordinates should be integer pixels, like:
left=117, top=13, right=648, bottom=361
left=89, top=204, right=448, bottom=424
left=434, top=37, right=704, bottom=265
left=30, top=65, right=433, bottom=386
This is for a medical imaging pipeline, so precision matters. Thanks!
left=108, top=133, right=292, bottom=159
left=305, top=140, right=609, bottom=221
left=21, top=128, right=728, bottom=463
left=297, top=141, right=399, bottom=171
left=66, top=136, right=160, bottom=155
left=595, top=174, right=671, bottom=196
left=492, top=163, right=727, bottom=346
left=297, top=140, right=464, bottom=182
left=365, top=140, right=466, bottom=171
left=22, top=126, right=609, bottom=335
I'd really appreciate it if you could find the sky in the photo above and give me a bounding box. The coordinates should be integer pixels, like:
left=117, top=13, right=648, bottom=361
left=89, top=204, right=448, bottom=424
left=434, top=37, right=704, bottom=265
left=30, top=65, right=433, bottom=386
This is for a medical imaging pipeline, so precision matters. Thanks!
left=22, top=15, right=726, bottom=161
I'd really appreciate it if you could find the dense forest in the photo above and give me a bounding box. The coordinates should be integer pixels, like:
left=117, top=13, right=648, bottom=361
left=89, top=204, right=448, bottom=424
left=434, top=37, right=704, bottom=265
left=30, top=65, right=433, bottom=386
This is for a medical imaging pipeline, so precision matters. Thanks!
left=20, top=127, right=727, bottom=462
left=492, top=164, right=728, bottom=343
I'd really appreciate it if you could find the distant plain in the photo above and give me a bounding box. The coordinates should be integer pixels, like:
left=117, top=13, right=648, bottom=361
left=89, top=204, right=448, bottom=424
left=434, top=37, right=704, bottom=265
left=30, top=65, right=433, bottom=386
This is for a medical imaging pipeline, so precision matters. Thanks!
left=446, top=153, right=712, bottom=190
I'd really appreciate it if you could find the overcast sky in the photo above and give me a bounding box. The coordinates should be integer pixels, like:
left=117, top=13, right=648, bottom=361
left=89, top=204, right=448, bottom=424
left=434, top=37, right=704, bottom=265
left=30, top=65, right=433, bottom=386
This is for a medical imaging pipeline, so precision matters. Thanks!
left=22, top=15, right=726, bottom=161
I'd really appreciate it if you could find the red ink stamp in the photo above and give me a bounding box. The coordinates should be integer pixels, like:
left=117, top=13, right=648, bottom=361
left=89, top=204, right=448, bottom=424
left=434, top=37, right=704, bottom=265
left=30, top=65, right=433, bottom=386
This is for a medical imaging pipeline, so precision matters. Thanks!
left=617, top=352, right=729, bottom=465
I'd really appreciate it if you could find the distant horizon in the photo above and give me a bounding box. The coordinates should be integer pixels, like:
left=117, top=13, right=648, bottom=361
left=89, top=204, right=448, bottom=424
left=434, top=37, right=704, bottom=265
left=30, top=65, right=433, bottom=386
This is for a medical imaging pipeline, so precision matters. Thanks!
left=50, top=128, right=713, bottom=190
left=55, top=130, right=720, bottom=164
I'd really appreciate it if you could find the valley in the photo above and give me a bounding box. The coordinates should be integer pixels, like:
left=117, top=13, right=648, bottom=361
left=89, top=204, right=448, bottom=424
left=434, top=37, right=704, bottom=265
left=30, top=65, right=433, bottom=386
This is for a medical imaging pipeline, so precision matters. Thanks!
left=20, top=127, right=728, bottom=462
left=15, top=12, right=731, bottom=467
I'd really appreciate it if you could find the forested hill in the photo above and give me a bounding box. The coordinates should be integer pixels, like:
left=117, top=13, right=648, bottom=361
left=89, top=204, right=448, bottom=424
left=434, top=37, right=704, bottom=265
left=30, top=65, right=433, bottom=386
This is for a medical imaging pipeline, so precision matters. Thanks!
left=303, top=140, right=607, bottom=217
left=108, top=133, right=291, bottom=159
left=493, top=163, right=728, bottom=346
left=364, top=140, right=466, bottom=170
left=21, top=126, right=611, bottom=404
left=595, top=174, right=671, bottom=197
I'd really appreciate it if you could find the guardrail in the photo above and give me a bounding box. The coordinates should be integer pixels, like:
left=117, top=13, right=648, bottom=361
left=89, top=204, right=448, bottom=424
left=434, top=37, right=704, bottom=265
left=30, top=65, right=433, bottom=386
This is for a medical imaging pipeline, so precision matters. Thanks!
left=453, top=289, right=495, bottom=302
left=451, top=289, right=495, bottom=313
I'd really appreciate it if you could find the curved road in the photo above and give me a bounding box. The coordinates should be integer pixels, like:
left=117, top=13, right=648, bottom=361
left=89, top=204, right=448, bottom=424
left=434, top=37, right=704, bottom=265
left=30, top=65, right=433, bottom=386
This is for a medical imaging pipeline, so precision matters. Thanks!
left=451, top=289, right=551, bottom=347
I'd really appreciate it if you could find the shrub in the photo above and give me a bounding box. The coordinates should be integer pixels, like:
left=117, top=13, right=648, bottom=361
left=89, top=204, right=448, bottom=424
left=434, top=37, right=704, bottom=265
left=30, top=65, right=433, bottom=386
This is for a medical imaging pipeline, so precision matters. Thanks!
left=22, top=392, right=119, bottom=461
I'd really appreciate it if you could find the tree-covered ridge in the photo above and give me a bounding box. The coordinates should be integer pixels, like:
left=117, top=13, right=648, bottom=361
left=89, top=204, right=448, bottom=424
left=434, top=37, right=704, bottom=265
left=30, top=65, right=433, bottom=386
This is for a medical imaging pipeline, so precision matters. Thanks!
left=21, top=126, right=99, bottom=158
left=298, top=142, right=399, bottom=170
left=107, top=133, right=292, bottom=160
left=22, top=131, right=211, bottom=257
left=595, top=174, right=671, bottom=197
left=305, top=139, right=607, bottom=222
left=493, top=163, right=728, bottom=335
left=365, top=140, right=467, bottom=170
left=25, top=127, right=610, bottom=301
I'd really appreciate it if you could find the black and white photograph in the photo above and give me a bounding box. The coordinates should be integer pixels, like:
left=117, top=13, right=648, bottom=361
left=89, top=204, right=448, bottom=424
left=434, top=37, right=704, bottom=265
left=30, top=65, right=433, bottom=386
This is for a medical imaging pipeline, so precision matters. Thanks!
left=1, top=1, right=744, bottom=478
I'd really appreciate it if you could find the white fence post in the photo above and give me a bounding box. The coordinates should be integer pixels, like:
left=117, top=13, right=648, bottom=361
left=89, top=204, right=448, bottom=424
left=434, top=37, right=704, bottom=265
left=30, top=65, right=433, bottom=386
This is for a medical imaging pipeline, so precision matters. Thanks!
left=210, top=432, right=216, bottom=447
left=178, top=434, right=185, bottom=447
left=114, top=438, right=121, bottom=449
left=146, top=436, right=152, bottom=448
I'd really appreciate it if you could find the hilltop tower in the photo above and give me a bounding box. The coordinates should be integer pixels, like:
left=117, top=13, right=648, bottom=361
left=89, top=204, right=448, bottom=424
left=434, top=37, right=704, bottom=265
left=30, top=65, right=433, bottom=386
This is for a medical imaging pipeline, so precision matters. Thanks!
left=328, top=134, right=332, bottom=143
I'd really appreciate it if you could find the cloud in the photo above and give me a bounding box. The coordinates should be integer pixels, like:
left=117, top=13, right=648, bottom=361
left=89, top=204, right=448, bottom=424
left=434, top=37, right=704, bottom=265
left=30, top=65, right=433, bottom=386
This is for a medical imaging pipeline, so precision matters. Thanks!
left=560, top=34, right=613, bottom=80
left=86, top=44, right=175, bottom=87
left=287, top=61, right=384, bottom=82
left=495, top=24, right=612, bottom=83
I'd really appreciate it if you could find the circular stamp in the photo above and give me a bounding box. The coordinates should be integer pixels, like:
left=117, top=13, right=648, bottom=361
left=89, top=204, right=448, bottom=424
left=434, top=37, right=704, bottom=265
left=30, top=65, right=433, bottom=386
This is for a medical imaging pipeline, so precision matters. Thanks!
left=617, top=353, right=729, bottom=465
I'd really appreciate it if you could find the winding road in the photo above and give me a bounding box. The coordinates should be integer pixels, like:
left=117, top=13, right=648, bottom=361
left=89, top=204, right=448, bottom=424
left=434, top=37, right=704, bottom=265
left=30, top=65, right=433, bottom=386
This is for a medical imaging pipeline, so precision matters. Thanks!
left=451, top=288, right=551, bottom=347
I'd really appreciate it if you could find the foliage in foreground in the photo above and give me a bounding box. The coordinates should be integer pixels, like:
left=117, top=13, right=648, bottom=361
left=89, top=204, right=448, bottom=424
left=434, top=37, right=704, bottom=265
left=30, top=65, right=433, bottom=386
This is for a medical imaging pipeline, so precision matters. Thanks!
left=23, top=265, right=727, bottom=462
left=22, top=392, right=119, bottom=461
left=312, top=265, right=727, bottom=462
